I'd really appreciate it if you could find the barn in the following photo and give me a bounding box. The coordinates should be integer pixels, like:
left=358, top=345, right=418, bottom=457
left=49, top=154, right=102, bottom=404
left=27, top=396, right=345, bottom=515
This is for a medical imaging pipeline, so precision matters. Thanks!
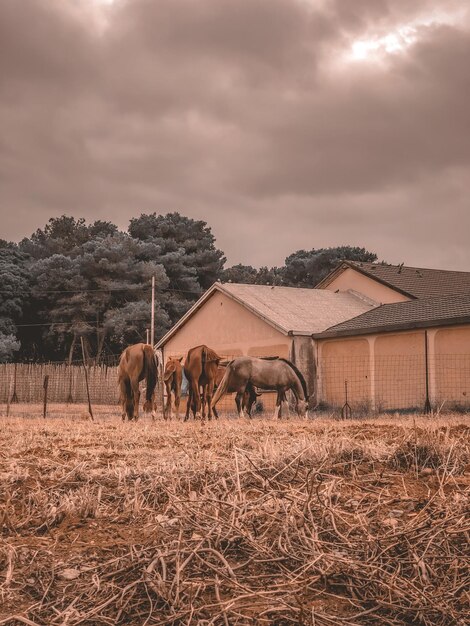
left=156, top=281, right=374, bottom=402
left=157, top=262, right=470, bottom=414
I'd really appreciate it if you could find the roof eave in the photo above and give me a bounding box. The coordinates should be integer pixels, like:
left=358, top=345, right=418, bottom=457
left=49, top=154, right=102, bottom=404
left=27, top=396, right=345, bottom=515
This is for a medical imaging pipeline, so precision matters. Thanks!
left=312, top=315, right=470, bottom=340
left=156, top=282, right=292, bottom=349
left=155, top=283, right=219, bottom=349
left=314, top=262, right=349, bottom=289
left=316, top=260, right=418, bottom=300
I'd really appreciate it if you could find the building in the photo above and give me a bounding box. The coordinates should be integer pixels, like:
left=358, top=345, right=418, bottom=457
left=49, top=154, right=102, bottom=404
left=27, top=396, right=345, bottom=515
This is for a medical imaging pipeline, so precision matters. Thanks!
left=314, top=292, right=470, bottom=412
left=157, top=262, right=470, bottom=413
left=317, top=260, right=470, bottom=303
left=156, top=281, right=374, bottom=399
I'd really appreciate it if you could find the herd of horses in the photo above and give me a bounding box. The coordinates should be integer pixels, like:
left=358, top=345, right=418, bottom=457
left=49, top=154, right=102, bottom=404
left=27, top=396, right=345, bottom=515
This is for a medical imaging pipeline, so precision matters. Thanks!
left=117, top=343, right=309, bottom=422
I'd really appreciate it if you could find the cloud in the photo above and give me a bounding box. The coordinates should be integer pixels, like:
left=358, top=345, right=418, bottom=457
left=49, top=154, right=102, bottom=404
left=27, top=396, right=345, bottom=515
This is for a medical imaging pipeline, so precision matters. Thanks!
left=0, top=0, right=469, bottom=270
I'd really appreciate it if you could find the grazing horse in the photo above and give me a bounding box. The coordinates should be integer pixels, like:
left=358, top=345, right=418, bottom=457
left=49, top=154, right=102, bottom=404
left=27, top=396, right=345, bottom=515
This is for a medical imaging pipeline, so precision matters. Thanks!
left=163, top=357, right=183, bottom=420
left=184, top=345, right=221, bottom=420
left=209, top=365, right=261, bottom=419
left=212, top=356, right=309, bottom=419
left=118, top=343, right=159, bottom=421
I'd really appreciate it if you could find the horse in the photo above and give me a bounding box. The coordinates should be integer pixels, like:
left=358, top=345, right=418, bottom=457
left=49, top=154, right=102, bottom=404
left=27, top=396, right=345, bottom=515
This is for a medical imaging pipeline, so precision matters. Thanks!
left=208, top=365, right=261, bottom=419
left=184, top=345, right=221, bottom=420
left=163, top=356, right=183, bottom=420
left=118, top=343, right=159, bottom=421
left=212, top=356, right=309, bottom=419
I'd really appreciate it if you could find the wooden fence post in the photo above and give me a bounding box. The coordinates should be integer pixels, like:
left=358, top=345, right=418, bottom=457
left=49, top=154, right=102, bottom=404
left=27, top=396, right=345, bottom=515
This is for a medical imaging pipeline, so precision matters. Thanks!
left=11, top=363, right=19, bottom=403
left=80, top=337, right=94, bottom=421
left=43, top=374, right=49, bottom=418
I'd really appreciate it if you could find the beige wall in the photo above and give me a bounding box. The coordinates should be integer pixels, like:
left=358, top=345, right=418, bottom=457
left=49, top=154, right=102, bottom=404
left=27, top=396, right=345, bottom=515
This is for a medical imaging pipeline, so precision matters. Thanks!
left=319, top=338, right=370, bottom=406
left=323, top=268, right=410, bottom=304
left=434, top=326, right=470, bottom=406
left=318, top=324, right=470, bottom=411
left=163, top=291, right=291, bottom=359
left=374, top=332, right=425, bottom=410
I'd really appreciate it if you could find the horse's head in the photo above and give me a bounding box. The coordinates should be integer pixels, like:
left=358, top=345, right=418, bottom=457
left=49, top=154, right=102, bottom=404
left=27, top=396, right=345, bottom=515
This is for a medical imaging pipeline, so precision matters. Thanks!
left=164, top=357, right=183, bottom=380
left=296, top=398, right=309, bottom=419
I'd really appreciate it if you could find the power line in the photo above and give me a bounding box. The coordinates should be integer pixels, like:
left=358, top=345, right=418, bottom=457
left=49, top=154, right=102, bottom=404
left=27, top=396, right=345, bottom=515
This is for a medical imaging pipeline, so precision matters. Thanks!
left=0, top=285, right=205, bottom=296
left=14, top=317, right=155, bottom=329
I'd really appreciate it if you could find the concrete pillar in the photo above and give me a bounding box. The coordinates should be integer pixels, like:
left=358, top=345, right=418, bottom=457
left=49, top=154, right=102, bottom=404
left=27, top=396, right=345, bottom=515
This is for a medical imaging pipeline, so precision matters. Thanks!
left=366, top=335, right=376, bottom=411
left=315, top=340, right=323, bottom=406
left=426, top=329, right=437, bottom=405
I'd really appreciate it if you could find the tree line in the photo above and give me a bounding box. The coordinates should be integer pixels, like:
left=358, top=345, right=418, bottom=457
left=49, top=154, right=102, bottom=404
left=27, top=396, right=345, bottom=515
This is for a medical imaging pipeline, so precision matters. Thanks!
left=0, top=213, right=377, bottom=362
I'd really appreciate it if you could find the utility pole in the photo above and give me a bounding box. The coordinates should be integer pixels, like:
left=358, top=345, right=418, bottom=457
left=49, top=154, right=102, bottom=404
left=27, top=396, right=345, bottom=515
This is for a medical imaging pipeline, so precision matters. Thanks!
left=150, top=275, right=155, bottom=347
left=146, top=329, right=150, bottom=345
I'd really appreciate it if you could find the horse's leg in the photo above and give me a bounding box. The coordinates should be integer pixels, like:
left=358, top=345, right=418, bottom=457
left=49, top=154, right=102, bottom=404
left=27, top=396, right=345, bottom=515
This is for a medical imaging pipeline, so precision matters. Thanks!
left=174, top=392, right=180, bottom=420
left=236, top=387, right=247, bottom=419
left=206, top=379, right=215, bottom=420
left=201, top=386, right=207, bottom=420
left=273, top=391, right=282, bottom=419
left=131, top=380, right=140, bottom=421
left=184, top=385, right=192, bottom=421
left=191, top=378, right=202, bottom=419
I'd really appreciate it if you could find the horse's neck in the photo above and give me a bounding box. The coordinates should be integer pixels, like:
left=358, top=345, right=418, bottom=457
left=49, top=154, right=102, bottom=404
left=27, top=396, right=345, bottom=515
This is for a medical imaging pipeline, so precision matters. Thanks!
left=291, top=375, right=305, bottom=401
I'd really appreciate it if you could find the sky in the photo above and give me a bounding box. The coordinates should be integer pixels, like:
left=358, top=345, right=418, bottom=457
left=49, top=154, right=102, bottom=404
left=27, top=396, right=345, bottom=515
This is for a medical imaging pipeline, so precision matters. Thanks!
left=1, top=0, right=469, bottom=270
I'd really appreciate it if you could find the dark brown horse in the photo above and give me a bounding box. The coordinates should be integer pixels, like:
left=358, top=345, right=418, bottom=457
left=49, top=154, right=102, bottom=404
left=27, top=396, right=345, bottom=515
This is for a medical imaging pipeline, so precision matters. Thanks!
left=163, top=356, right=183, bottom=420
left=184, top=345, right=221, bottom=420
left=118, top=343, right=159, bottom=421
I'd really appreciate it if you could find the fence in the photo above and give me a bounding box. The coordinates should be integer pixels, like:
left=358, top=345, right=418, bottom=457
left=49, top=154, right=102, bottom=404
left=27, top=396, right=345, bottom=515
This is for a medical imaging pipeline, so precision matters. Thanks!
left=0, top=361, right=162, bottom=419
left=2, top=352, right=469, bottom=419
left=317, top=353, right=470, bottom=415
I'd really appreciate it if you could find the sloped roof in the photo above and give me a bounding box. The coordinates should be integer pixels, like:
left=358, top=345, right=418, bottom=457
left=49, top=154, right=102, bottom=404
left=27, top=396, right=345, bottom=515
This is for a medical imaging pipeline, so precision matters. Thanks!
left=317, top=261, right=470, bottom=299
left=315, top=293, right=470, bottom=339
left=156, top=282, right=374, bottom=347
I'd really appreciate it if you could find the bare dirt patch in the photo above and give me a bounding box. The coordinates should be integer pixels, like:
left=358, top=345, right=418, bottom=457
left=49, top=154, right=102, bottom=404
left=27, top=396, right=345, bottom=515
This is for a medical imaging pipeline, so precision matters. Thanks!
left=1, top=415, right=469, bottom=625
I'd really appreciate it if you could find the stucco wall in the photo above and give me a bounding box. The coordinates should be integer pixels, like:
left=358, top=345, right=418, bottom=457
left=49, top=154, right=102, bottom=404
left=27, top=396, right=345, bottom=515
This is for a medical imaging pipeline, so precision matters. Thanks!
left=318, top=324, right=470, bottom=412
left=163, top=291, right=291, bottom=359
left=319, top=338, right=370, bottom=406
left=434, top=326, right=470, bottom=407
left=374, top=332, right=425, bottom=410
left=323, top=268, right=410, bottom=304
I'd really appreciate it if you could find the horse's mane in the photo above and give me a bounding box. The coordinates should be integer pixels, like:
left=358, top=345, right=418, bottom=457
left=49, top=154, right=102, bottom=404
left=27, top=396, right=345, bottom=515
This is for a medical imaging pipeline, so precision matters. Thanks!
left=279, top=358, right=308, bottom=399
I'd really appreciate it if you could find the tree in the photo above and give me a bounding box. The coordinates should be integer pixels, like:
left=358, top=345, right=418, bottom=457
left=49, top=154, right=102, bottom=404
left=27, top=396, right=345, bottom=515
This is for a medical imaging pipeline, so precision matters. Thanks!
left=282, top=246, right=378, bottom=288
left=0, top=244, right=29, bottom=361
left=220, top=264, right=258, bottom=284
left=129, top=212, right=226, bottom=289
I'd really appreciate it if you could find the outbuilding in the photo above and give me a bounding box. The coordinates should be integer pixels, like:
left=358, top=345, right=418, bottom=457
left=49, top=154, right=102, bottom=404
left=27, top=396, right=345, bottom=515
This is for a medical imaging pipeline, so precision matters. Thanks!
left=156, top=281, right=374, bottom=400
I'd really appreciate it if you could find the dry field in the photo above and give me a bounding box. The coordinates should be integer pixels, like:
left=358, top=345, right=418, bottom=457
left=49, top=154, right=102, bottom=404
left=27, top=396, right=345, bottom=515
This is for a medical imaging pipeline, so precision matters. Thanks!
left=1, top=414, right=469, bottom=626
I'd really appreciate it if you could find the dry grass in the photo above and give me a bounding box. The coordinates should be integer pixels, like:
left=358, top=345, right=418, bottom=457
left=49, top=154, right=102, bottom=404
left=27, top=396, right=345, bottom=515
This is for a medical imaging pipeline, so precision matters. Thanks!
left=1, top=414, right=469, bottom=625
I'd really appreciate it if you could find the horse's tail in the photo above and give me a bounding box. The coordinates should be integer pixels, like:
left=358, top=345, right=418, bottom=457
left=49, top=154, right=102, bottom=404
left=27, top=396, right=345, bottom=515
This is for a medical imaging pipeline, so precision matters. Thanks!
left=143, top=344, right=158, bottom=409
left=202, top=346, right=221, bottom=365
left=211, top=363, right=231, bottom=408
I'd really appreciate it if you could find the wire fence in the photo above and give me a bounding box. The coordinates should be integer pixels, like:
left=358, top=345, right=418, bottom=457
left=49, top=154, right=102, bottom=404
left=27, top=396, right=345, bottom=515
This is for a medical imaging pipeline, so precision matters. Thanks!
left=317, top=353, right=470, bottom=415
left=1, top=352, right=469, bottom=419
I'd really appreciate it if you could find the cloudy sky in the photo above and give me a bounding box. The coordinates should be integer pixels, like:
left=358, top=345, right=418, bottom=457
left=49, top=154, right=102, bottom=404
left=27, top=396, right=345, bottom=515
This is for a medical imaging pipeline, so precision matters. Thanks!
left=1, top=0, right=469, bottom=269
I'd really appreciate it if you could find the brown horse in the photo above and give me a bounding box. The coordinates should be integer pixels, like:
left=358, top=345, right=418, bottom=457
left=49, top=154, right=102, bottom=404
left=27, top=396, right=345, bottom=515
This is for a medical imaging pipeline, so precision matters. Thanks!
left=212, top=356, right=309, bottom=419
left=163, top=356, right=183, bottom=420
left=118, top=343, right=159, bottom=421
left=184, top=345, right=221, bottom=420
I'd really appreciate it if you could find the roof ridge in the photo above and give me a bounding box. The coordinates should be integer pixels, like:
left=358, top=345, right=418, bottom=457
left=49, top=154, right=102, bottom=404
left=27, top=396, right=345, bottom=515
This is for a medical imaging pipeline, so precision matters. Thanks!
left=348, top=260, right=470, bottom=275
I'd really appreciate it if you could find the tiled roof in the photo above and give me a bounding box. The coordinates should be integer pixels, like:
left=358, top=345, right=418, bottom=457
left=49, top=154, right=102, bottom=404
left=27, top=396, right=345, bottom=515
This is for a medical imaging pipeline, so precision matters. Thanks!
left=315, top=293, right=470, bottom=339
left=219, top=283, right=374, bottom=335
left=323, top=261, right=470, bottom=299
left=156, top=282, right=374, bottom=347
